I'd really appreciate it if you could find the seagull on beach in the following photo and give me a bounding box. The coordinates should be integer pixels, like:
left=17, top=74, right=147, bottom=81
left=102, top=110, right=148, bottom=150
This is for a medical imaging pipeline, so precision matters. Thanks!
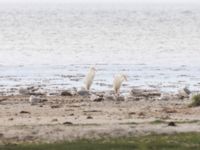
left=29, top=95, right=41, bottom=105
left=84, top=67, right=96, bottom=91
left=113, top=74, right=127, bottom=96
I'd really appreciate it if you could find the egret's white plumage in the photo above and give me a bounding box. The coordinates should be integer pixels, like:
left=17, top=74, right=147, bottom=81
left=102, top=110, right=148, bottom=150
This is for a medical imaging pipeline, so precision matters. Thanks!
left=84, top=67, right=96, bottom=90
left=113, top=74, right=127, bottom=95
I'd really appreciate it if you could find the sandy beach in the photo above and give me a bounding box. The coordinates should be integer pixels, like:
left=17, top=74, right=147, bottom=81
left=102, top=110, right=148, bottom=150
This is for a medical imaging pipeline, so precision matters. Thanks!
left=0, top=89, right=200, bottom=144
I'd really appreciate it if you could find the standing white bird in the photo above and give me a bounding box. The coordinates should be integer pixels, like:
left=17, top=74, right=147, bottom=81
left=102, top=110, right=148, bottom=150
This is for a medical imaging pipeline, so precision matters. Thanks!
left=113, top=74, right=127, bottom=96
left=84, top=67, right=96, bottom=91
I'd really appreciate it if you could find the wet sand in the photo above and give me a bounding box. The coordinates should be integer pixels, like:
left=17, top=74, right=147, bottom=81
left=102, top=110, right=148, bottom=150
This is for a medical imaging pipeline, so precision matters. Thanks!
left=0, top=93, right=200, bottom=144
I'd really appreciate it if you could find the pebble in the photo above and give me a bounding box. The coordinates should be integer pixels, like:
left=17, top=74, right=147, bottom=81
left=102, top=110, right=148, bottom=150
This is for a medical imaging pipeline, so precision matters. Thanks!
left=103, top=92, right=115, bottom=101
left=77, top=90, right=90, bottom=96
left=63, top=121, right=73, bottom=125
left=125, top=96, right=141, bottom=101
left=138, top=112, right=145, bottom=116
left=177, top=87, right=191, bottom=99
left=61, top=87, right=77, bottom=96
left=159, top=93, right=173, bottom=101
left=18, top=87, right=30, bottom=95
left=116, top=96, right=125, bottom=101
left=0, top=133, right=4, bottom=138
left=51, top=105, right=60, bottom=109
left=87, top=116, right=93, bottom=119
left=183, top=87, right=191, bottom=95
left=61, top=90, right=73, bottom=96
left=52, top=119, right=58, bottom=122
left=19, top=86, right=46, bottom=96
left=20, top=111, right=31, bottom=114
left=168, top=121, right=176, bottom=126
left=8, top=118, right=14, bottom=121
left=130, top=88, right=161, bottom=98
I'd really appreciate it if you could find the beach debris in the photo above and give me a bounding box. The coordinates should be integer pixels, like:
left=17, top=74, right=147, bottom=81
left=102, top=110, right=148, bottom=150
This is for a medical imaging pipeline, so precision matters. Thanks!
left=69, top=105, right=80, bottom=108
left=162, top=108, right=177, bottom=113
left=125, top=95, right=141, bottom=101
left=90, top=94, right=104, bottom=102
left=128, top=112, right=136, bottom=115
left=0, top=97, right=8, bottom=102
left=27, top=86, right=39, bottom=92
left=69, top=113, right=74, bottom=116
left=18, top=87, right=30, bottom=95
left=129, top=88, right=161, bottom=100
left=183, top=87, right=191, bottom=95
left=138, top=112, right=145, bottom=116
left=93, top=91, right=105, bottom=97
left=177, top=87, right=191, bottom=99
left=63, top=121, right=73, bottom=125
left=130, top=88, right=161, bottom=97
left=24, top=135, right=35, bottom=141
left=116, top=96, right=125, bottom=101
left=83, top=110, right=102, bottom=113
left=51, top=105, right=61, bottom=109
left=103, top=92, right=115, bottom=101
left=48, top=92, right=59, bottom=96
left=168, top=121, right=176, bottom=126
left=71, top=87, right=77, bottom=94
left=8, top=118, right=14, bottom=121
left=61, top=90, right=73, bottom=96
left=61, top=87, right=77, bottom=96
left=0, top=133, right=4, bottom=138
left=20, top=110, right=31, bottom=114
left=159, top=93, right=175, bottom=101
left=52, top=119, right=58, bottom=122
left=104, top=95, right=115, bottom=101
left=87, top=116, right=93, bottom=119
left=77, top=89, right=90, bottom=96
left=19, top=87, right=46, bottom=96
left=90, top=94, right=97, bottom=101
left=30, top=91, right=46, bottom=96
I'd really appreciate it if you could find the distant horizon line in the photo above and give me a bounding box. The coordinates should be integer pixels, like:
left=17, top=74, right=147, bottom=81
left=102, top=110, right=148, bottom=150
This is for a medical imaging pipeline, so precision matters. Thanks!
left=0, top=1, right=200, bottom=4
left=0, top=0, right=200, bottom=4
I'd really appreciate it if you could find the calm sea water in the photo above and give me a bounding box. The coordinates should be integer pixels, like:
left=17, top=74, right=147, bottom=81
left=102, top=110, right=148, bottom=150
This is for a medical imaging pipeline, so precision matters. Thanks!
left=0, top=3, right=200, bottom=94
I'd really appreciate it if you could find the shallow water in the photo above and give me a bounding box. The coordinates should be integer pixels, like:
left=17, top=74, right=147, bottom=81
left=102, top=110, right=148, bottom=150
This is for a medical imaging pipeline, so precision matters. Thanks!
left=0, top=64, right=199, bottom=95
left=0, top=3, right=200, bottom=94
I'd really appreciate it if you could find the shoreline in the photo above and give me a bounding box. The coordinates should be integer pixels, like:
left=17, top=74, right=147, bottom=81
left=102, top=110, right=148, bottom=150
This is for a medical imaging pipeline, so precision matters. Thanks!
left=0, top=64, right=200, bottom=96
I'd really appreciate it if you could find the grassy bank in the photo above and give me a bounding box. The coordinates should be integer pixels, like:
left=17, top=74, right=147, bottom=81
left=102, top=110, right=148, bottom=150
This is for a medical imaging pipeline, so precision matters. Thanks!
left=1, top=132, right=200, bottom=150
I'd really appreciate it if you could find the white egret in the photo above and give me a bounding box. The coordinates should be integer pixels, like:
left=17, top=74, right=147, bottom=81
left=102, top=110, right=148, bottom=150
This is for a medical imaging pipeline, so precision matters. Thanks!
left=113, top=74, right=127, bottom=96
left=84, top=67, right=96, bottom=91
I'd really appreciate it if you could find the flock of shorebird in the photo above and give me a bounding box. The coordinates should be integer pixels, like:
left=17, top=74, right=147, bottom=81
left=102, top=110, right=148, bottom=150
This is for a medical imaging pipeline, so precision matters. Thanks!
left=28, top=66, right=191, bottom=104
left=29, top=66, right=127, bottom=105
left=84, top=67, right=127, bottom=96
